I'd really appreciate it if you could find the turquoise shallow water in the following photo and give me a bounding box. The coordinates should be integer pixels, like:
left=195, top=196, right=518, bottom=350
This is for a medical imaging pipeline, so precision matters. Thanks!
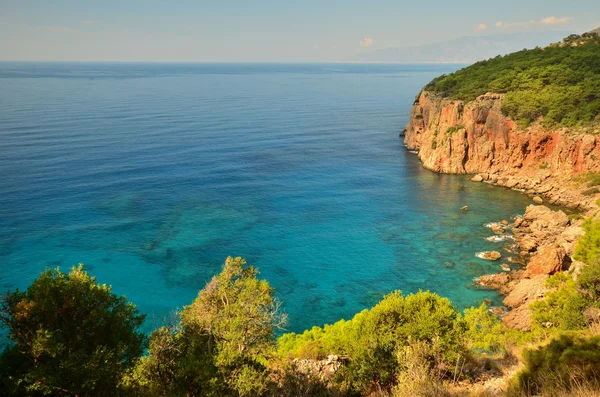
left=0, top=63, right=534, bottom=333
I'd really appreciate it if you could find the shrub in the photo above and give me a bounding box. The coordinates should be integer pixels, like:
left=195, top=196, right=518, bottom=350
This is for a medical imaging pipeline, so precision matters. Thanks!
left=585, top=172, right=600, bottom=187
left=392, top=340, right=450, bottom=397
left=575, top=219, right=600, bottom=264
left=531, top=273, right=589, bottom=332
left=569, top=213, right=585, bottom=222
left=277, top=291, right=466, bottom=394
left=579, top=259, right=600, bottom=303
left=463, top=303, right=526, bottom=354
left=445, top=124, right=465, bottom=135
left=508, top=333, right=600, bottom=396
left=0, top=265, right=146, bottom=396
left=582, top=187, right=600, bottom=196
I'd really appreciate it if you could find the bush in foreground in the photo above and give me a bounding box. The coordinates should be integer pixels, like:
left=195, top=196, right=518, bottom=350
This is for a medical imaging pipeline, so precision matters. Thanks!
left=277, top=290, right=466, bottom=394
left=508, top=333, right=600, bottom=396
left=0, top=265, right=146, bottom=396
left=133, top=256, right=288, bottom=397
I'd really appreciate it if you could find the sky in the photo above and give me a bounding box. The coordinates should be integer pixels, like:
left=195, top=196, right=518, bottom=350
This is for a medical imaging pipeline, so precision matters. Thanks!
left=0, top=0, right=599, bottom=62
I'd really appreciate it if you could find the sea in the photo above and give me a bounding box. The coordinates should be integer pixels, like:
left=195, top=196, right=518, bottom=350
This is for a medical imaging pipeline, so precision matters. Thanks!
left=0, top=63, right=535, bottom=333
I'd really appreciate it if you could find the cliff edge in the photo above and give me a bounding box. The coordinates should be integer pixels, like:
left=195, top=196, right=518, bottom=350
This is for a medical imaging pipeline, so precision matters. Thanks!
left=403, top=90, right=600, bottom=209
left=402, top=31, right=600, bottom=332
left=403, top=30, right=600, bottom=209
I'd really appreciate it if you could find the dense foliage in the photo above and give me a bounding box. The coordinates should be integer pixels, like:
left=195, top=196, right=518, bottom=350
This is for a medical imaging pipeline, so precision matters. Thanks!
left=530, top=220, right=600, bottom=332
left=0, top=265, right=146, bottom=396
left=132, top=256, right=287, bottom=397
left=4, top=244, right=600, bottom=396
left=508, top=333, right=600, bottom=396
left=463, top=303, right=527, bottom=354
left=575, top=218, right=600, bottom=264
left=425, top=32, right=600, bottom=128
left=277, top=291, right=466, bottom=394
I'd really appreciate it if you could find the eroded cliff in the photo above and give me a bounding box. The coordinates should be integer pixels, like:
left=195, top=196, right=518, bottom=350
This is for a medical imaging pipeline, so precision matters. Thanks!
left=403, top=91, right=600, bottom=209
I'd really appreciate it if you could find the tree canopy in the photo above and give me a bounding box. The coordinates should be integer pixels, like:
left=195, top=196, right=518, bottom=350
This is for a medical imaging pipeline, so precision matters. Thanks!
left=134, top=256, right=288, bottom=397
left=0, top=265, right=146, bottom=396
left=425, top=33, right=600, bottom=128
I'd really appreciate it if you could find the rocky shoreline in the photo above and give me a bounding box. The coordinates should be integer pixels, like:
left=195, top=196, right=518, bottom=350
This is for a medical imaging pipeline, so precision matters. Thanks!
left=403, top=90, right=600, bottom=330
left=474, top=203, right=586, bottom=330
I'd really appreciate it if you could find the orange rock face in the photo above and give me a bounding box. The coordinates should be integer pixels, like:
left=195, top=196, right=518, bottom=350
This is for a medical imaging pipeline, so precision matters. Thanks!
left=524, top=245, right=567, bottom=276
left=403, top=91, right=600, bottom=209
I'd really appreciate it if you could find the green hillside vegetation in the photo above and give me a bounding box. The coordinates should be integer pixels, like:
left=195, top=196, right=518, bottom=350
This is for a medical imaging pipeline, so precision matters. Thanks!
left=425, top=32, right=600, bottom=129
left=2, top=223, right=600, bottom=396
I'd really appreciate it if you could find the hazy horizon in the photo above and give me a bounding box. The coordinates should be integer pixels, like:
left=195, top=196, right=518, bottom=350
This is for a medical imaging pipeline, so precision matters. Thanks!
left=1, top=0, right=598, bottom=63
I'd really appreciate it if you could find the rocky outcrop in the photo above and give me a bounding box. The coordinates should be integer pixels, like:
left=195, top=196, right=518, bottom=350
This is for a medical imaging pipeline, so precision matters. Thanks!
left=474, top=205, right=585, bottom=330
left=503, top=276, right=548, bottom=309
left=502, top=304, right=533, bottom=331
left=476, top=273, right=510, bottom=291
left=404, top=91, right=600, bottom=209
left=524, top=245, right=566, bottom=276
left=479, top=251, right=502, bottom=261
left=515, top=205, right=582, bottom=259
left=293, top=355, right=345, bottom=383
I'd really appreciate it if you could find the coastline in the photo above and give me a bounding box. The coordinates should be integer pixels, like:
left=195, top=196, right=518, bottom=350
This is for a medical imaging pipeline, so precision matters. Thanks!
left=403, top=90, right=600, bottom=331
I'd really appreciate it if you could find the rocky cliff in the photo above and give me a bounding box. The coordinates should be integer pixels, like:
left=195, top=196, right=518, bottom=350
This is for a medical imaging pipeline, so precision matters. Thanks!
left=403, top=90, right=600, bottom=330
left=403, top=91, right=600, bottom=209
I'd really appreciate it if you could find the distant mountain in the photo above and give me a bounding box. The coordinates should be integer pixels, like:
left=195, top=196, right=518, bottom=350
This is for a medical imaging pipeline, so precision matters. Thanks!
left=353, top=31, right=570, bottom=64
left=590, top=26, right=600, bottom=35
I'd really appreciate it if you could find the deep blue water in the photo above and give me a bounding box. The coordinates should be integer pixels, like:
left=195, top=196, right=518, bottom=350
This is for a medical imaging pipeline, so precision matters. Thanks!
left=0, top=63, right=534, bottom=333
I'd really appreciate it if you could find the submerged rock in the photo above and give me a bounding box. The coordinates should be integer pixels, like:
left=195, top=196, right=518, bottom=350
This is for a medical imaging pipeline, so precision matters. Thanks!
left=479, top=251, right=502, bottom=261
left=444, top=261, right=456, bottom=269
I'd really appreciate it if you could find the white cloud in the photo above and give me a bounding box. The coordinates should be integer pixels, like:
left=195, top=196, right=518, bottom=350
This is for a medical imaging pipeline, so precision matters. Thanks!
left=360, top=37, right=373, bottom=47
left=540, top=16, right=573, bottom=25
left=495, top=16, right=573, bottom=30
left=312, top=44, right=320, bottom=50
left=474, top=23, right=488, bottom=32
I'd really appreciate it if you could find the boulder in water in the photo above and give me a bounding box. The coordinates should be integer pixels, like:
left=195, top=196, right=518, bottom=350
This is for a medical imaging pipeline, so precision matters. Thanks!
left=479, top=251, right=502, bottom=261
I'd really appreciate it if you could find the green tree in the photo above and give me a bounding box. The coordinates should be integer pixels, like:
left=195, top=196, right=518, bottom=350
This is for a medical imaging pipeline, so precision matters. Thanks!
left=0, top=265, right=146, bottom=396
left=130, top=321, right=223, bottom=397
left=137, top=256, right=287, bottom=397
